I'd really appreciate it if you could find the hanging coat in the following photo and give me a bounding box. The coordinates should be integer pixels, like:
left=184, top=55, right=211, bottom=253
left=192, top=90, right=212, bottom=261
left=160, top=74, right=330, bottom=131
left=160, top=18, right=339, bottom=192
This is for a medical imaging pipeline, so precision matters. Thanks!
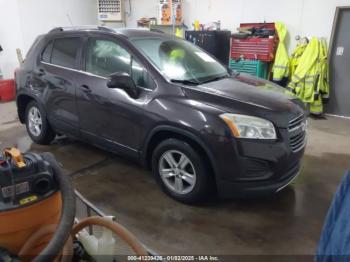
left=318, top=39, right=330, bottom=99
left=272, top=22, right=290, bottom=82
left=289, top=43, right=307, bottom=79
left=309, top=39, right=330, bottom=115
left=288, top=37, right=320, bottom=102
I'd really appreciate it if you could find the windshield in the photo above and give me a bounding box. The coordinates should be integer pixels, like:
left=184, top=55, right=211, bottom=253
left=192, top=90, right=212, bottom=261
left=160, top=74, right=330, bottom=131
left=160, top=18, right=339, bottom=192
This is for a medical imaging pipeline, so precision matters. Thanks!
left=131, top=37, right=228, bottom=83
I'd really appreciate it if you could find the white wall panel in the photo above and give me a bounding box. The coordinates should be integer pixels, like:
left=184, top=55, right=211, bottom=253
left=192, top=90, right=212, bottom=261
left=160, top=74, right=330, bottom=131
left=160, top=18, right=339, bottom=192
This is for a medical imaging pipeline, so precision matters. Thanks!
left=17, top=0, right=98, bottom=53
left=0, top=0, right=24, bottom=79
left=0, top=0, right=97, bottom=79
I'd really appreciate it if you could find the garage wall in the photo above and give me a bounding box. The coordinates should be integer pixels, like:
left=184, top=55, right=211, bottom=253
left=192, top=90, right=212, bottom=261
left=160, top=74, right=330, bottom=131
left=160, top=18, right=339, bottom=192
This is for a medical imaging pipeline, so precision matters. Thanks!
left=0, top=0, right=24, bottom=79
left=125, top=0, right=350, bottom=50
left=2, top=0, right=349, bottom=79
left=0, top=0, right=97, bottom=79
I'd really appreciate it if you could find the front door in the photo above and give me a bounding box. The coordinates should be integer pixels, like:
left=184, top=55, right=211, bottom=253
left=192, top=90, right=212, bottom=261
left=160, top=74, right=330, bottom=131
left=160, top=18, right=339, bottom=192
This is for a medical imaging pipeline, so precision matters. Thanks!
left=76, top=37, right=155, bottom=158
left=327, top=7, right=350, bottom=116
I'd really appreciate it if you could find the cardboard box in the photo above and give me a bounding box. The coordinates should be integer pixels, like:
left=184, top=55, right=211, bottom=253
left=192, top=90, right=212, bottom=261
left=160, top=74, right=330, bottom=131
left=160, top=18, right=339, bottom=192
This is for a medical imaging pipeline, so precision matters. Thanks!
left=158, top=0, right=183, bottom=25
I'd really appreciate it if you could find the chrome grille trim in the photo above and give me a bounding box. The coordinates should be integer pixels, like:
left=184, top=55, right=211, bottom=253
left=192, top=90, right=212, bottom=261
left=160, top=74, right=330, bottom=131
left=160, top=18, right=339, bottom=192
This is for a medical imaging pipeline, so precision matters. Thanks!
left=290, top=132, right=306, bottom=152
left=288, top=114, right=304, bottom=131
left=288, top=114, right=307, bottom=152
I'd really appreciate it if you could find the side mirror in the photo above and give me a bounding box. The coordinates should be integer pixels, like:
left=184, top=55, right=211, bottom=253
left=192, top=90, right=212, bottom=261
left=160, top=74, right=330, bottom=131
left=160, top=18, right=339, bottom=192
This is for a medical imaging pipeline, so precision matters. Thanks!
left=107, top=72, right=139, bottom=99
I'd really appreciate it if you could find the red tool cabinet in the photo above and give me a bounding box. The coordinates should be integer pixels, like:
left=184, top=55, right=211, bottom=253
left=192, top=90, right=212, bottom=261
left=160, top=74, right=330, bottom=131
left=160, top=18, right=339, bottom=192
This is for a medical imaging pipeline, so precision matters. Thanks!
left=230, top=23, right=278, bottom=62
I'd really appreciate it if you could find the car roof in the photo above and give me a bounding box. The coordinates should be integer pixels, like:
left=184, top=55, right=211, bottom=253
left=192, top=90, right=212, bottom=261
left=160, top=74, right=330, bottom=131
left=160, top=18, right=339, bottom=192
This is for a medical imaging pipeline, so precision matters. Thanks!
left=48, top=26, right=169, bottom=39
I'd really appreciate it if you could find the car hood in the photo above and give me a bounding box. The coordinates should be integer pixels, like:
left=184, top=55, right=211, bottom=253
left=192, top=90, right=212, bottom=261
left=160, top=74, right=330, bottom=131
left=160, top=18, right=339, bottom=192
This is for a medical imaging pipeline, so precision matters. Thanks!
left=182, top=74, right=305, bottom=127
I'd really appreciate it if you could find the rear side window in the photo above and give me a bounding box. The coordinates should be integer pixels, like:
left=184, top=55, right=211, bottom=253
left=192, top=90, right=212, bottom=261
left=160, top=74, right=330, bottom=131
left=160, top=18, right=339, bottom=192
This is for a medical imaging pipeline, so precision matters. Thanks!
left=51, top=38, right=81, bottom=69
left=41, top=41, right=53, bottom=63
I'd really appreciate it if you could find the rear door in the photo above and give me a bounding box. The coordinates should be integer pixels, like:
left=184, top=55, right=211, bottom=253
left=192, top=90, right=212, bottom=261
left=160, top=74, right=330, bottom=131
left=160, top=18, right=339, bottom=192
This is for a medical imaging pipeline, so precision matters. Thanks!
left=39, top=36, right=83, bottom=136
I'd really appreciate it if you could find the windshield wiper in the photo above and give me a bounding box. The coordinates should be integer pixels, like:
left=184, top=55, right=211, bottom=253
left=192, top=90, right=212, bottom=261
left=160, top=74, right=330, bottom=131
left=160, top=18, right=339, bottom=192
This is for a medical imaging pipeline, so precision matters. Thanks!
left=170, top=79, right=201, bottom=86
left=200, top=74, right=230, bottom=84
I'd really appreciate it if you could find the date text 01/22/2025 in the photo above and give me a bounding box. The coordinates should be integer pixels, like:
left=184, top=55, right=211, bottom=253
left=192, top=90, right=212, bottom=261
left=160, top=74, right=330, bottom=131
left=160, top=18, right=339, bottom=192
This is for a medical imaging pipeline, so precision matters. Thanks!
left=127, top=255, right=220, bottom=261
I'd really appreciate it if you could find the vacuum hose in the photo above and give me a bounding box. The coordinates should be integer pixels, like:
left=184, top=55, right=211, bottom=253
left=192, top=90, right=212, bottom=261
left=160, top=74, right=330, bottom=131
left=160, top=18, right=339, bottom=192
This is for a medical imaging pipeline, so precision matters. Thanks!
left=72, top=217, right=148, bottom=256
left=33, top=153, right=76, bottom=262
left=17, top=152, right=147, bottom=260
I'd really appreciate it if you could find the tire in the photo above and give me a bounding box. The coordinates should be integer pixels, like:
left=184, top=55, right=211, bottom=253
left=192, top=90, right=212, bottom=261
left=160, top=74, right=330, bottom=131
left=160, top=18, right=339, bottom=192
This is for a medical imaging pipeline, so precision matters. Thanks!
left=25, top=100, right=55, bottom=145
left=152, top=138, right=213, bottom=204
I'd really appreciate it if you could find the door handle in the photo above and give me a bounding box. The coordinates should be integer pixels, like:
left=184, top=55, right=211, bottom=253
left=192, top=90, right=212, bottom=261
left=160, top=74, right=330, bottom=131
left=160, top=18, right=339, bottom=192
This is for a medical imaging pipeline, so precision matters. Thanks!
left=80, top=85, right=92, bottom=94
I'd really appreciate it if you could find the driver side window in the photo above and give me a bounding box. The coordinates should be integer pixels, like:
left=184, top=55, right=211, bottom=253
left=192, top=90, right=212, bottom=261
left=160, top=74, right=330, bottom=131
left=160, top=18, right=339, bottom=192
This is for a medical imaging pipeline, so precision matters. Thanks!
left=86, top=38, right=131, bottom=78
left=131, top=59, right=156, bottom=90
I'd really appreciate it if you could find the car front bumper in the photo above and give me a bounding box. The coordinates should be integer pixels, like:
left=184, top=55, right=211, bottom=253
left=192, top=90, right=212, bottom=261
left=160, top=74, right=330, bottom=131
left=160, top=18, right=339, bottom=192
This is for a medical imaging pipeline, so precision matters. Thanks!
left=216, top=159, right=302, bottom=198
left=206, top=128, right=306, bottom=198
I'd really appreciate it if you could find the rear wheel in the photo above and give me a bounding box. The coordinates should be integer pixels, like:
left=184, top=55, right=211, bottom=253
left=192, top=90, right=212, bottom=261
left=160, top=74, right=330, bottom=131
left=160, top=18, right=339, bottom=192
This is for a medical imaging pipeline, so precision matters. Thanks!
left=152, top=138, right=213, bottom=204
left=25, top=101, right=55, bottom=145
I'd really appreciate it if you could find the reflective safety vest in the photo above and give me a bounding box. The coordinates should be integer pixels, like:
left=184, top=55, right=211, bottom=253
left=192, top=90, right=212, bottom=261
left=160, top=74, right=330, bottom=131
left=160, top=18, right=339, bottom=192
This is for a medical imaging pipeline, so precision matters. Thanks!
left=318, top=39, right=330, bottom=99
left=288, top=37, right=330, bottom=115
left=289, top=43, right=307, bottom=79
left=288, top=38, right=319, bottom=102
left=272, top=22, right=290, bottom=81
left=170, top=49, right=185, bottom=61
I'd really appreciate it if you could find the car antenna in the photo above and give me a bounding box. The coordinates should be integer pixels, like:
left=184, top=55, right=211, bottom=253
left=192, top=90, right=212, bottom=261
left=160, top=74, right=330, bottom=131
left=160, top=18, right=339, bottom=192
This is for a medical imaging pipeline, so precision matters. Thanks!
left=66, top=13, right=73, bottom=26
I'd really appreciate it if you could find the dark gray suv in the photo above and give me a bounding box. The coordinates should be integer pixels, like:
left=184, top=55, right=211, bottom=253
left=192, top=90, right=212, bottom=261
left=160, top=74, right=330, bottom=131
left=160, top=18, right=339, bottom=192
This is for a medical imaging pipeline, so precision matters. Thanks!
left=15, top=26, right=306, bottom=203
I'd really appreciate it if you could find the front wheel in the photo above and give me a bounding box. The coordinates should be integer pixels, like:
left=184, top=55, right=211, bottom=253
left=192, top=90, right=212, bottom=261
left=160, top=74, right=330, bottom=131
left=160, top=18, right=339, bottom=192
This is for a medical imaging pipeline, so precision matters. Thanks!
left=25, top=101, right=55, bottom=145
left=152, top=138, right=213, bottom=204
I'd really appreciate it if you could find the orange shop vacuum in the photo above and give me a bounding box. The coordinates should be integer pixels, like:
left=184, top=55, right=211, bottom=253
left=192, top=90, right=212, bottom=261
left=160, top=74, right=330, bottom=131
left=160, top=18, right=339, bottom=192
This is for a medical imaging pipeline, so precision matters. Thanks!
left=0, top=148, right=150, bottom=262
left=0, top=148, right=75, bottom=261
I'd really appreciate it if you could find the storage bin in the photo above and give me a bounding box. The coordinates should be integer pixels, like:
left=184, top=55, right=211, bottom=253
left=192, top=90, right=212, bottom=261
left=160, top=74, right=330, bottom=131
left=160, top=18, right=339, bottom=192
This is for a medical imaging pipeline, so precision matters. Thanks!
left=0, top=79, right=16, bottom=102
left=229, top=59, right=269, bottom=79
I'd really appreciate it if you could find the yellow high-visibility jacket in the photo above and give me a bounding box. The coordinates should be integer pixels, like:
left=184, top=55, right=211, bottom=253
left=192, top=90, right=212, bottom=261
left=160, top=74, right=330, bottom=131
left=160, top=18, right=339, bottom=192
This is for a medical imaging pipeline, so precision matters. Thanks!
left=288, top=37, right=319, bottom=103
left=288, top=37, right=330, bottom=114
left=318, top=39, right=329, bottom=99
left=272, top=22, right=290, bottom=81
left=309, top=39, right=330, bottom=115
left=289, top=43, right=307, bottom=79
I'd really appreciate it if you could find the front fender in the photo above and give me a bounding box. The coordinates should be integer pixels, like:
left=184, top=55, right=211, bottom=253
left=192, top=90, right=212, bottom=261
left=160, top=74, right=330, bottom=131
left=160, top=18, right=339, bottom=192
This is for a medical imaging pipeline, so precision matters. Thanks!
left=141, top=125, right=219, bottom=178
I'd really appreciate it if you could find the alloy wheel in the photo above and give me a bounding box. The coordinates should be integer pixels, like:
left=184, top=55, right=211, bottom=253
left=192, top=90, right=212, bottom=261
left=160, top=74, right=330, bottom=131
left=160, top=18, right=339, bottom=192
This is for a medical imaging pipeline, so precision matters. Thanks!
left=158, top=150, right=197, bottom=194
left=28, top=106, right=42, bottom=137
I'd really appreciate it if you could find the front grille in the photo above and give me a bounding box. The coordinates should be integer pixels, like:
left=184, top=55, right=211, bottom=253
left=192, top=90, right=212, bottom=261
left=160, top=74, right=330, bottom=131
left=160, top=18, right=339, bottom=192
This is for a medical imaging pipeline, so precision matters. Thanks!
left=290, top=132, right=306, bottom=152
left=288, top=114, right=306, bottom=152
left=288, top=113, right=304, bottom=131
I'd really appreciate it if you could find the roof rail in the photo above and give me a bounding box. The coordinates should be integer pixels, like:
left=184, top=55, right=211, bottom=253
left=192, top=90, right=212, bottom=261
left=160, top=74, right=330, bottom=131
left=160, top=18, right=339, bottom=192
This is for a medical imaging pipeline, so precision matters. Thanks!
left=149, top=28, right=165, bottom=34
left=48, top=26, right=115, bottom=34
left=97, top=26, right=115, bottom=33
left=49, top=27, right=64, bottom=33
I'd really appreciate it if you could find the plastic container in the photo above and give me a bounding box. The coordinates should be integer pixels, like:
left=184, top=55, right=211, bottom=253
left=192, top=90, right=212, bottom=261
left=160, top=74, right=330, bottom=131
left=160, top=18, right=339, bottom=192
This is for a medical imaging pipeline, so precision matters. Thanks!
left=0, top=79, right=16, bottom=102
left=229, top=59, right=269, bottom=79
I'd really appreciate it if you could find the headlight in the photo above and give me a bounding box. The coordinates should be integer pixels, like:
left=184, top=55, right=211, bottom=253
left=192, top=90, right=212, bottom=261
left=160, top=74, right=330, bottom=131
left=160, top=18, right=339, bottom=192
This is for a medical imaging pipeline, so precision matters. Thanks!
left=220, top=113, right=277, bottom=140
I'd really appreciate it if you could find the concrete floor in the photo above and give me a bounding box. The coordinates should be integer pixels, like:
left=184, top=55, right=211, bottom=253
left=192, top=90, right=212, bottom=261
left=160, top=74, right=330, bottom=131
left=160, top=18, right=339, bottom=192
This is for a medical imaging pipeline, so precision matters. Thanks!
left=1, top=101, right=350, bottom=256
